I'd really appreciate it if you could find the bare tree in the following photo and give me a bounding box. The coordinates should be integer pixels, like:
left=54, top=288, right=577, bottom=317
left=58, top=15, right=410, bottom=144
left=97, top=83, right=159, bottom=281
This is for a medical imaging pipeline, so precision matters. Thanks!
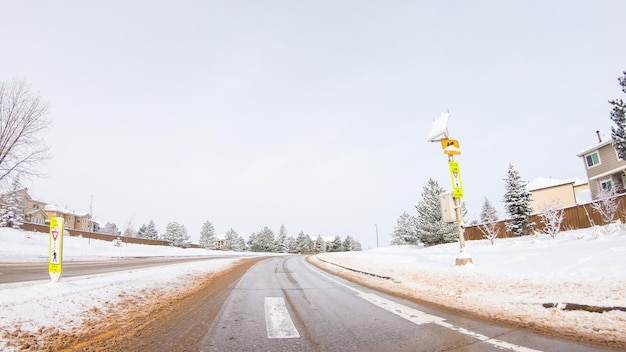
left=478, top=221, right=500, bottom=245
left=539, top=202, right=565, bottom=239
left=591, top=187, right=619, bottom=225
left=0, top=78, right=51, bottom=187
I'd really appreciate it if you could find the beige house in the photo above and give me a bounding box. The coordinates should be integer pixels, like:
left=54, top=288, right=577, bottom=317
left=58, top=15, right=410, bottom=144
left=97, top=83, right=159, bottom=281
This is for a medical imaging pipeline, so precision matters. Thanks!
left=44, top=204, right=91, bottom=231
left=0, top=188, right=48, bottom=225
left=576, top=133, right=626, bottom=199
left=527, top=178, right=590, bottom=214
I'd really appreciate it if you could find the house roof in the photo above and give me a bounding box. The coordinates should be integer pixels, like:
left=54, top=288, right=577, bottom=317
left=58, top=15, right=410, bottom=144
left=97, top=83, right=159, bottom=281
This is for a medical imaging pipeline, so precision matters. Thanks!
left=576, top=134, right=613, bottom=157
left=527, top=177, right=587, bottom=192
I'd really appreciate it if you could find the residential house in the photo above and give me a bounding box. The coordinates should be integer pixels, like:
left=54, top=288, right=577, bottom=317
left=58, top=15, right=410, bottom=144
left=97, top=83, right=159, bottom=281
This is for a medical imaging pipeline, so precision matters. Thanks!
left=527, top=177, right=591, bottom=214
left=576, top=132, right=626, bottom=199
left=0, top=188, right=48, bottom=225
left=44, top=204, right=91, bottom=231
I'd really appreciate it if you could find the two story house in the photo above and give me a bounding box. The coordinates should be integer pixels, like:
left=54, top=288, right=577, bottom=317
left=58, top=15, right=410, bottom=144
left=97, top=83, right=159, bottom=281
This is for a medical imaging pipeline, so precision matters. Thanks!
left=44, top=204, right=91, bottom=231
left=576, top=132, right=626, bottom=199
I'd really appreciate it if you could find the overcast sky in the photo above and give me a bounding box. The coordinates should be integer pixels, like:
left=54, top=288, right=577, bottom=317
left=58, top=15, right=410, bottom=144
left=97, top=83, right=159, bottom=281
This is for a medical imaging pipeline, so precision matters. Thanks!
left=2, top=1, right=625, bottom=248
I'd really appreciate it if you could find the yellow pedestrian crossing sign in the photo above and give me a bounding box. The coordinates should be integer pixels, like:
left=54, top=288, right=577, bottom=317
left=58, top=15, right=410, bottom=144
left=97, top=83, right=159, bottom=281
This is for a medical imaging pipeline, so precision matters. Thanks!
left=49, top=217, right=64, bottom=282
left=449, top=161, right=464, bottom=198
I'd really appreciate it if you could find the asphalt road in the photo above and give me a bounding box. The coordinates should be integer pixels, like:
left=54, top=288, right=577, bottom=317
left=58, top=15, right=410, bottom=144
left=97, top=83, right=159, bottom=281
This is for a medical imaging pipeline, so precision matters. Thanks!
left=0, top=256, right=234, bottom=284
left=198, top=256, right=614, bottom=352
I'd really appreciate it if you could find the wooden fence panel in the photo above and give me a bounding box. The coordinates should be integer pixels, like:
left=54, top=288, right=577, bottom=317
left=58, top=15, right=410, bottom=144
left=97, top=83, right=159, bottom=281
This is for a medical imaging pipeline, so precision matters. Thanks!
left=464, top=193, right=626, bottom=240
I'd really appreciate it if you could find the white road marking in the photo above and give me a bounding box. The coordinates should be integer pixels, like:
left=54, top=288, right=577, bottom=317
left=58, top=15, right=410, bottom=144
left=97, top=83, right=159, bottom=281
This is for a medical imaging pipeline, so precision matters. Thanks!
left=303, top=257, right=542, bottom=352
left=265, top=297, right=300, bottom=338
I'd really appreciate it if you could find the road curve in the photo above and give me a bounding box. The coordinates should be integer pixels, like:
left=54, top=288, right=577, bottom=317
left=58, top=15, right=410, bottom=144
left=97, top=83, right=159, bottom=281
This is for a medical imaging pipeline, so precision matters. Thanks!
left=64, top=255, right=619, bottom=351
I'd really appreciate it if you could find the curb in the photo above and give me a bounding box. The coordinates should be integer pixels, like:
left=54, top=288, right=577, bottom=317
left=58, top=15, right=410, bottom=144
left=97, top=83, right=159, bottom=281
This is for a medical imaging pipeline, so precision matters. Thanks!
left=314, top=256, right=401, bottom=283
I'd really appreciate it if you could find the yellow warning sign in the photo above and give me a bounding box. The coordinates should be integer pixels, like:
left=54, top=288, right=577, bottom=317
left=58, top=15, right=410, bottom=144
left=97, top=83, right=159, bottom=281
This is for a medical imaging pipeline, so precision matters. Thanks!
left=449, top=161, right=464, bottom=198
left=441, top=138, right=461, bottom=155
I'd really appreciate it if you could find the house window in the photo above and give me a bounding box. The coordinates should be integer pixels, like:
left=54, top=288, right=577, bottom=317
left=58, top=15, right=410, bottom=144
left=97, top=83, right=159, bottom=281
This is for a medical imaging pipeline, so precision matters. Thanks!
left=33, top=218, right=44, bottom=225
left=585, top=152, right=600, bottom=168
left=600, top=179, right=613, bottom=192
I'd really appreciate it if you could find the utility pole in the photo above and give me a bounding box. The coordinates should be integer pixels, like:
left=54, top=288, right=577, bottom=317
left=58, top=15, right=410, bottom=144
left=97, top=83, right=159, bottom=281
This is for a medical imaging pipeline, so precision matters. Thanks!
left=375, top=224, right=379, bottom=248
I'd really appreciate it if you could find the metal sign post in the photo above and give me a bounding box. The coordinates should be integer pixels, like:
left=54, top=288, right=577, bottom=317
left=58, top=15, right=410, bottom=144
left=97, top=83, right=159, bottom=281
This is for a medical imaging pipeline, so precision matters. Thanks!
left=48, top=217, right=64, bottom=282
left=428, top=113, right=472, bottom=266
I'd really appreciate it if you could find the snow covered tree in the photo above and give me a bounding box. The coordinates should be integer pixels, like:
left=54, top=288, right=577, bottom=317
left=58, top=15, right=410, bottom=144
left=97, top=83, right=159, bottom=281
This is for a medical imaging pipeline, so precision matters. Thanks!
left=328, top=235, right=343, bottom=252
left=199, top=220, right=216, bottom=249
left=502, top=164, right=533, bottom=236
left=539, top=202, right=565, bottom=239
left=314, top=234, right=326, bottom=253
left=102, top=222, right=120, bottom=235
left=136, top=224, right=148, bottom=238
left=223, top=228, right=238, bottom=251
left=342, top=235, right=362, bottom=251
left=591, top=187, right=619, bottom=225
left=274, top=224, right=289, bottom=253
left=390, top=211, right=419, bottom=245
left=480, top=198, right=498, bottom=223
left=122, top=219, right=136, bottom=237
left=478, top=197, right=500, bottom=245
left=163, top=222, right=190, bottom=248
left=0, top=176, right=24, bottom=229
left=415, top=178, right=457, bottom=245
left=286, top=236, right=298, bottom=253
left=0, top=79, right=51, bottom=186
left=248, top=226, right=275, bottom=252
left=144, top=220, right=159, bottom=240
left=295, top=231, right=313, bottom=253
left=610, top=71, right=626, bottom=159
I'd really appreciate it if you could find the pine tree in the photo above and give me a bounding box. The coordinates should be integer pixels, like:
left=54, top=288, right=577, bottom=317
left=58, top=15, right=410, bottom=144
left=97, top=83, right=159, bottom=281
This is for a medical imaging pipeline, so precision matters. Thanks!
left=102, top=222, right=120, bottom=235
left=390, top=211, right=419, bottom=245
left=502, top=163, right=533, bottom=236
left=136, top=224, right=148, bottom=238
left=329, top=235, right=343, bottom=252
left=610, top=71, right=626, bottom=159
left=416, top=178, right=457, bottom=245
left=286, top=236, right=298, bottom=253
left=145, top=220, right=159, bottom=240
left=0, top=177, right=24, bottom=229
left=274, top=224, right=289, bottom=253
left=314, top=234, right=326, bottom=253
left=295, top=231, right=313, bottom=253
left=163, top=222, right=190, bottom=247
left=223, top=228, right=238, bottom=251
left=480, top=198, right=499, bottom=223
left=248, top=226, right=275, bottom=252
left=199, top=220, right=216, bottom=249
left=342, top=235, right=362, bottom=251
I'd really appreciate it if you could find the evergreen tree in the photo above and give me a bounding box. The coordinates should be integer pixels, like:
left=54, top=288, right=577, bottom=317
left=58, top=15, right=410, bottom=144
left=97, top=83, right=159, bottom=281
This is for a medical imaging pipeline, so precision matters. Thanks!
left=163, top=222, right=190, bottom=247
left=223, top=228, right=238, bottom=251
left=102, top=222, right=120, bottom=235
left=248, top=226, right=275, bottom=252
left=479, top=198, right=499, bottom=223
left=342, top=235, right=362, bottom=251
left=233, top=235, right=247, bottom=252
left=199, top=220, right=216, bottom=249
left=145, top=220, right=159, bottom=240
left=0, top=177, right=24, bottom=229
left=295, top=231, right=313, bottom=253
left=274, top=224, right=289, bottom=253
left=314, top=234, right=326, bottom=253
left=502, top=163, right=533, bottom=236
left=610, top=71, right=626, bottom=159
left=390, top=211, right=419, bottom=245
left=415, top=178, right=457, bottom=244
left=286, top=236, right=298, bottom=253
left=329, top=235, right=343, bottom=252
left=136, top=224, right=148, bottom=239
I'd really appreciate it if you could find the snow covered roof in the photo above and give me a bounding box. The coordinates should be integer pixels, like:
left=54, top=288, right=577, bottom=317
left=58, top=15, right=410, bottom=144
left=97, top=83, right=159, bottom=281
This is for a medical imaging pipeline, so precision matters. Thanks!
left=527, top=177, right=587, bottom=191
left=576, top=134, right=613, bottom=156
left=215, top=233, right=226, bottom=240
left=44, top=204, right=89, bottom=217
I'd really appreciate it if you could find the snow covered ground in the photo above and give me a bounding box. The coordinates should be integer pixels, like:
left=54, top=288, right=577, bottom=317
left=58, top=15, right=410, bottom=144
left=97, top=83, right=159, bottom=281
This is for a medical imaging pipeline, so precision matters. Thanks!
left=0, top=225, right=625, bottom=350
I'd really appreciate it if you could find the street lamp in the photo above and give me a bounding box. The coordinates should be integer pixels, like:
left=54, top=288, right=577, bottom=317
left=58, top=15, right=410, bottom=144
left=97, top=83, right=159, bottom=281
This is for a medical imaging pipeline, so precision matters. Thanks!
left=375, top=224, right=379, bottom=248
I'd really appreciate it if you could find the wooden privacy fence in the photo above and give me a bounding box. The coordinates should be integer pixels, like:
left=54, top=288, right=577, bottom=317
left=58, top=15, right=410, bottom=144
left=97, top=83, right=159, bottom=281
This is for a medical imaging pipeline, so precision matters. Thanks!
left=463, top=193, right=626, bottom=241
left=19, top=223, right=177, bottom=247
